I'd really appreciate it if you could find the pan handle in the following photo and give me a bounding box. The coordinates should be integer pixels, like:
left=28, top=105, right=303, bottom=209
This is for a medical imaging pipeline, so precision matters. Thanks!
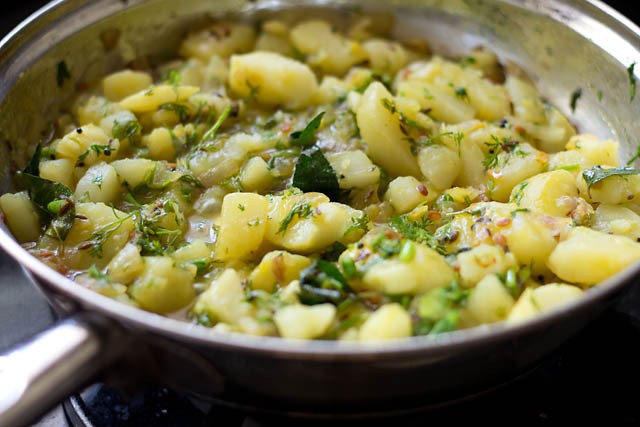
left=0, top=313, right=127, bottom=427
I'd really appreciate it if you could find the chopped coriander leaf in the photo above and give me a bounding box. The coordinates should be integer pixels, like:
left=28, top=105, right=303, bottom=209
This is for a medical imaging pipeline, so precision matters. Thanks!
left=289, top=112, right=325, bottom=147
left=454, top=86, right=469, bottom=100
left=298, top=260, right=352, bottom=305
left=277, top=201, right=314, bottom=234
left=628, top=62, right=637, bottom=101
left=569, top=87, right=582, bottom=112
left=112, top=118, right=142, bottom=142
left=56, top=60, right=71, bottom=87
left=291, top=148, right=340, bottom=201
left=200, top=105, right=231, bottom=143
left=582, top=165, right=640, bottom=196
left=88, top=265, right=110, bottom=282
left=510, top=208, right=530, bottom=218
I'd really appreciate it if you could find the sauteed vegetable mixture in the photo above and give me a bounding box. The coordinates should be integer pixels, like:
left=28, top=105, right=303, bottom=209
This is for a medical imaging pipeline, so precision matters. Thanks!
left=3, top=16, right=640, bottom=340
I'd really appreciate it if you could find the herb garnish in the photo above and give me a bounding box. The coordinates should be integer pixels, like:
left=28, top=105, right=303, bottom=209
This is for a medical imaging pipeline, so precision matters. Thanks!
left=56, top=61, right=71, bottom=87
left=200, top=105, right=231, bottom=143
left=289, top=112, right=325, bottom=147
left=569, top=87, right=582, bottom=113
left=112, top=117, right=142, bottom=143
left=582, top=165, right=640, bottom=196
left=298, top=260, right=352, bottom=305
left=628, top=62, right=637, bottom=101
left=291, top=148, right=340, bottom=201
left=413, top=281, right=469, bottom=336
left=277, top=201, right=314, bottom=234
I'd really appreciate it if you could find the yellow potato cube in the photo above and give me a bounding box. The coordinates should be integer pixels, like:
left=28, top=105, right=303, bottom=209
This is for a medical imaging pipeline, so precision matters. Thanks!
left=119, top=84, right=199, bottom=113
left=56, top=125, right=115, bottom=165
left=107, top=243, right=144, bottom=285
left=249, top=250, right=312, bottom=292
left=511, top=170, right=579, bottom=217
left=111, top=158, right=156, bottom=189
left=274, top=303, right=336, bottom=339
left=326, top=150, right=380, bottom=189
left=417, top=144, right=461, bottom=191
left=507, top=284, right=582, bottom=324
left=215, top=192, right=268, bottom=261
left=229, top=52, right=318, bottom=109
left=143, top=127, right=176, bottom=161
left=129, top=256, right=196, bottom=313
left=384, top=176, right=432, bottom=214
left=457, top=244, right=517, bottom=287
left=75, top=163, right=121, bottom=204
left=239, top=156, right=274, bottom=192
left=0, top=192, right=41, bottom=243
left=465, top=274, right=515, bottom=324
left=39, top=159, right=75, bottom=189
left=359, top=303, right=412, bottom=341
left=179, top=23, right=256, bottom=60
left=547, top=226, right=640, bottom=285
left=102, top=70, right=153, bottom=102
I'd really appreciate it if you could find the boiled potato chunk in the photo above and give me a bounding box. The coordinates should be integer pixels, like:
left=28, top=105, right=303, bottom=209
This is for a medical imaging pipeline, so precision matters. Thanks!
left=111, top=158, right=156, bottom=189
left=359, top=303, right=412, bottom=340
left=384, top=176, right=432, bottom=214
left=249, top=250, right=312, bottom=292
left=193, top=269, right=264, bottom=334
left=40, top=159, right=75, bottom=188
left=503, top=213, right=563, bottom=275
left=180, top=23, right=256, bottom=60
left=0, top=192, right=41, bottom=243
left=56, top=125, right=115, bottom=165
left=465, top=274, right=515, bottom=324
left=75, top=163, right=121, bottom=204
left=417, top=144, right=461, bottom=191
left=129, top=256, right=196, bottom=313
left=102, top=70, right=153, bottom=102
left=507, top=284, right=582, bottom=324
left=356, top=82, right=421, bottom=177
left=142, top=128, right=176, bottom=161
left=171, top=239, right=213, bottom=264
left=511, top=170, right=579, bottom=217
left=547, top=226, right=640, bottom=285
left=457, top=244, right=516, bottom=287
left=289, top=20, right=367, bottom=75
left=107, top=243, right=144, bottom=285
left=505, top=75, right=546, bottom=124
left=488, top=142, right=548, bottom=202
left=119, top=84, right=199, bottom=113
left=62, top=203, right=135, bottom=270
left=215, top=192, right=268, bottom=261
left=326, top=150, right=380, bottom=189
left=265, top=192, right=364, bottom=253
left=274, top=303, right=336, bottom=339
left=229, top=52, right=318, bottom=109
left=240, top=156, right=274, bottom=192
left=363, top=242, right=455, bottom=294
left=576, top=169, right=640, bottom=205
left=592, top=204, right=640, bottom=241
left=565, top=134, right=620, bottom=168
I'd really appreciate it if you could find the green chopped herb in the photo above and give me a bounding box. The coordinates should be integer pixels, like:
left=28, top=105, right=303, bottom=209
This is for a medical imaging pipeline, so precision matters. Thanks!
left=569, top=87, right=582, bottom=113
left=454, top=86, right=469, bottom=100
left=200, top=105, right=231, bottom=143
left=56, top=61, right=71, bottom=87
left=628, top=62, right=637, bottom=101
left=510, top=208, right=530, bottom=218
left=290, top=112, right=325, bottom=147
left=112, top=118, right=142, bottom=143
left=298, top=260, right=352, bottom=305
left=159, top=103, right=189, bottom=122
left=88, top=264, right=110, bottom=282
left=278, top=201, right=314, bottom=234
left=291, top=148, right=340, bottom=201
left=582, top=165, right=640, bottom=195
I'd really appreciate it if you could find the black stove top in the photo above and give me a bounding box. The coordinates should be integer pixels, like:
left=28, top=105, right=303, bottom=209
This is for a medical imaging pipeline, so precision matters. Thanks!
left=2, top=1, right=640, bottom=426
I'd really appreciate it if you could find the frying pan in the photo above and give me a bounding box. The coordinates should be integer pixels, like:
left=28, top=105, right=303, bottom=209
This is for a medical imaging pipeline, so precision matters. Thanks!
left=1, top=0, right=640, bottom=425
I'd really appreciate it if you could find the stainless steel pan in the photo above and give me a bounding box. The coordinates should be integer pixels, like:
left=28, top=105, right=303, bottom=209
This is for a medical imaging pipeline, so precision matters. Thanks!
left=1, top=1, right=640, bottom=426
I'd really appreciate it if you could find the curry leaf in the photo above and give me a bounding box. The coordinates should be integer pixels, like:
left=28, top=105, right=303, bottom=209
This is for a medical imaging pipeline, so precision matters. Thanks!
left=56, top=61, right=71, bottom=87
left=290, top=112, right=325, bottom=147
left=298, top=260, right=352, bottom=305
left=292, top=148, right=340, bottom=200
left=582, top=165, right=640, bottom=195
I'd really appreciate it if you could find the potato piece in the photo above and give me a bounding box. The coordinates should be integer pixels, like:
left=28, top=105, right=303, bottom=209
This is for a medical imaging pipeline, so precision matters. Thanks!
left=102, top=70, right=153, bottom=102
left=507, top=284, right=582, bottom=324
left=487, top=142, right=549, bottom=202
left=0, top=192, right=41, bottom=243
left=229, top=52, right=318, bottom=109
left=593, top=204, right=640, bottom=241
left=249, top=250, right=312, bottom=292
left=172, top=239, right=213, bottom=264
left=75, top=163, right=121, bottom=204
left=107, top=243, right=144, bottom=285
left=111, top=158, right=156, bottom=188
left=265, top=192, right=365, bottom=253
left=193, top=269, right=264, bottom=334
left=455, top=134, right=487, bottom=187
left=359, top=303, right=412, bottom=340
left=465, top=274, right=515, bottom=324
left=511, top=170, right=579, bottom=217
left=565, top=134, right=620, bottom=168
left=362, top=242, right=455, bottom=294
left=142, top=127, right=176, bottom=161
left=63, top=203, right=135, bottom=270
left=119, top=84, right=199, bottom=113
left=56, top=125, right=116, bottom=165
left=576, top=168, right=640, bottom=205
left=39, top=159, right=75, bottom=189
left=215, top=192, right=268, bottom=261
left=274, top=303, right=336, bottom=339
left=362, top=39, right=409, bottom=75
left=384, top=176, right=432, bottom=214
left=505, top=75, right=546, bottom=124
left=397, top=81, right=475, bottom=124
left=457, top=244, right=517, bottom=287
left=503, top=213, right=561, bottom=275
left=356, top=82, right=420, bottom=177
left=180, top=23, right=256, bottom=60
left=547, top=226, right=640, bottom=285
left=417, top=144, right=461, bottom=190
left=326, top=150, right=380, bottom=189
left=289, top=20, right=366, bottom=75
left=239, top=156, right=274, bottom=192
left=129, top=256, right=196, bottom=313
